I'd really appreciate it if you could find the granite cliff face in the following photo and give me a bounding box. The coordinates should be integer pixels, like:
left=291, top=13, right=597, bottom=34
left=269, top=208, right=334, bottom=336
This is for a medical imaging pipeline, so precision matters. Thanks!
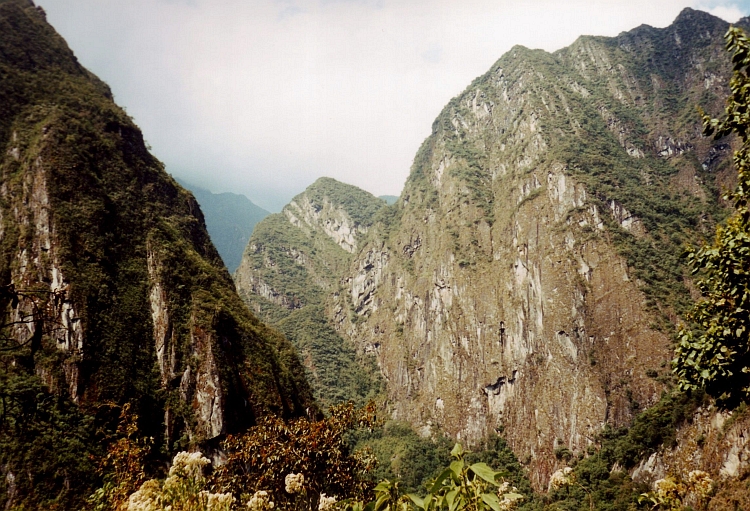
left=0, top=1, right=314, bottom=505
left=236, top=9, right=744, bottom=487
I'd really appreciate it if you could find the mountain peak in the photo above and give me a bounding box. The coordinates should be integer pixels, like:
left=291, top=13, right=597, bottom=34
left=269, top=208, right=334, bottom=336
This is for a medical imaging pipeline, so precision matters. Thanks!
left=290, top=177, right=385, bottom=229
left=672, top=6, right=725, bottom=29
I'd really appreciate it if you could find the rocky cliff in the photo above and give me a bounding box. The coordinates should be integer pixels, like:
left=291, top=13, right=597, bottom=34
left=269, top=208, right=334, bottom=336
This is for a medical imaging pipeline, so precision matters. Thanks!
left=0, top=1, right=315, bottom=506
left=235, top=177, right=384, bottom=407
left=236, top=9, right=745, bottom=488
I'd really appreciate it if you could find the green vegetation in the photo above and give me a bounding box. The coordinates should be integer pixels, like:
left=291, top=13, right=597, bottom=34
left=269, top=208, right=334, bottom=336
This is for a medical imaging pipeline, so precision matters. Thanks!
left=351, top=424, right=540, bottom=509
left=356, top=443, right=525, bottom=511
left=235, top=180, right=385, bottom=409
left=0, top=2, right=315, bottom=508
left=544, top=391, right=705, bottom=510
left=674, top=26, right=750, bottom=402
left=276, top=306, right=382, bottom=407
left=0, top=371, right=102, bottom=509
left=304, top=177, right=387, bottom=228
left=351, top=422, right=453, bottom=493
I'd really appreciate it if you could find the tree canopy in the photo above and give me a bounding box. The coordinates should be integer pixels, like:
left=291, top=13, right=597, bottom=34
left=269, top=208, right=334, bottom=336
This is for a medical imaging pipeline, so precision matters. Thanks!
left=673, top=26, right=750, bottom=400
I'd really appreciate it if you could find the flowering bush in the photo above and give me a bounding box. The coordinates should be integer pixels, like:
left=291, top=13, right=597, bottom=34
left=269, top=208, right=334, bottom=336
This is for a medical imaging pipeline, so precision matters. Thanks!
left=126, top=451, right=234, bottom=511
left=638, top=470, right=714, bottom=510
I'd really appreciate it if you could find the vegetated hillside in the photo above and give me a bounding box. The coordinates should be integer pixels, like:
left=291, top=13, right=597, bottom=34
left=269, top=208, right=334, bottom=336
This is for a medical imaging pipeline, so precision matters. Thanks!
left=235, top=8, right=748, bottom=489
left=177, top=179, right=270, bottom=273
left=0, top=1, right=315, bottom=507
left=235, top=177, right=385, bottom=408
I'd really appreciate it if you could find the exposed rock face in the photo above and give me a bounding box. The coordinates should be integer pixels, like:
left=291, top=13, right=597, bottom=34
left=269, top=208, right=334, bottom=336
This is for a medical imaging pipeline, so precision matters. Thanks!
left=0, top=0, right=314, bottom=461
left=236, top=8, right=742, bottom=488
left=235, top=177, right=385, bottom=407
left=631, top=406, right=750, bottom=509
left=285, top=195, right=366, bottom=253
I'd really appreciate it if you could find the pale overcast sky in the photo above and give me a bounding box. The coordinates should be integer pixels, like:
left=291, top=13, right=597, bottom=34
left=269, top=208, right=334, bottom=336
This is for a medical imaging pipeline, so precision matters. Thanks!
left=38, top=0, right=750, bottom=211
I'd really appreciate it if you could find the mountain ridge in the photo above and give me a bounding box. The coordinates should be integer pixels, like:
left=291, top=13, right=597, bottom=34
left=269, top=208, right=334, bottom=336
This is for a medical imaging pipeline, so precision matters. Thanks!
left=235, top=7, right=749, bottom=489
left=0, top=2, right=316, bottom=507
left=235, top=176, right=384, bottom=408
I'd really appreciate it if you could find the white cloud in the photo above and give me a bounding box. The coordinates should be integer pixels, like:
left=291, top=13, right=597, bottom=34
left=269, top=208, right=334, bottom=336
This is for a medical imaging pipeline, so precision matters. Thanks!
left=706, top=5, right=744, bottom=20
left=37, top=0, right=749, bottom=210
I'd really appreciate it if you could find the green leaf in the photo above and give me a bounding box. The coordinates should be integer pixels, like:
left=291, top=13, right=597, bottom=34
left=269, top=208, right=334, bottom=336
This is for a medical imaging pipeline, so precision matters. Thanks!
left=429, top=468, right=454, bottom=493
left=450, top=443, right=464, bottom=458
left=407, top=494, right=425, bottom=509
left=374, top=481, right=393, bottom=492
left=450, top=460, right=464, bottom=478
left=445, top=489, right=459, bottom=511
left=469, top=463, right=500, bottom=485
left=480, top=493, right=502, bottom=511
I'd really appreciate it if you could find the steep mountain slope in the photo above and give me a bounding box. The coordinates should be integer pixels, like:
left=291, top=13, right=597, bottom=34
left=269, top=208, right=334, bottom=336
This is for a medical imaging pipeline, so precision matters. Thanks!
left=0, top=1, right=315, bottom=506
left=177, top=179, right=270, bottom=273
left=236, top=9, right=743, bottom=487
left=235, top=178, right=385, bottom=407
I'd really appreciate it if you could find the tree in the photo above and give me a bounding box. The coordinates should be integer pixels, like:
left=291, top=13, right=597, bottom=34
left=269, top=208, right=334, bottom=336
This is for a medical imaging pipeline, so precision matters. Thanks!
left=673, top=26, right=750, bottom=400
left=210, top=402, right=378, bottom=509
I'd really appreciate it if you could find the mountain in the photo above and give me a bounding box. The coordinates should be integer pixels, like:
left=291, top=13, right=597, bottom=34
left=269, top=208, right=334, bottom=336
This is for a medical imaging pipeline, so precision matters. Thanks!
left=235, top=8, right=750, bottom=488
left=235, top=177, right=384, bottom=408
left=0, top=1, right=315, bottom=507
left=379, top=195, right=399, bottom=205
left=176, top=179, right=270, bottom=273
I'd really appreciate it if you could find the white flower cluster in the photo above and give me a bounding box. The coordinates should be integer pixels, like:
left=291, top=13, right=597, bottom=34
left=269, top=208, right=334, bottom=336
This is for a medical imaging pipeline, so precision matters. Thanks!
left=318, top=493, right=337, bottom=511
left=285, top=473, right=305, bottom=494
left=203, top=490, right=236, bottom=510
left=247, top=490, right=275, bottom=511
left=169, top=451, right=211, bottom=480
left=687, top=469, right=713, bottom=498
left=126, top=451, right=234, bottom=511
left=496, top=481, right=523, bottom=510
left=548, top=467, right=573, bottom=491
left=127, top=479, right=161, bottom=511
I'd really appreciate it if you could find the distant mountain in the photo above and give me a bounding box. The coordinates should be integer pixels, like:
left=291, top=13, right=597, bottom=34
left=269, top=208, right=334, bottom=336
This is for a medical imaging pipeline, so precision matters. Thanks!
left=379, top=195, right=399, bottom=205
left=176, top=179, right=270, bottom=272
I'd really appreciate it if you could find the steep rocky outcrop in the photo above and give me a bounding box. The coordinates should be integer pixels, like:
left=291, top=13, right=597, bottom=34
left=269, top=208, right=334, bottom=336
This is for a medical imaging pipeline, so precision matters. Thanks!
left=235, top=177, right=384, bottom=407
left=236, top=9, right=746, bottom=488
left=0, top=1, right=315, bottom=506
